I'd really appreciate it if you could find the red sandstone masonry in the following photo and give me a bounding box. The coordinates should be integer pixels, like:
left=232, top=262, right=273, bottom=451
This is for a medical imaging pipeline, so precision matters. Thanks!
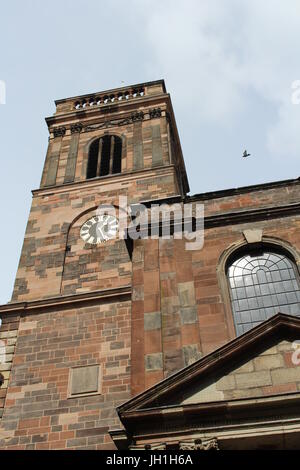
left=2, top=81, right=300, bottom=447
left=131, top=211, right=300, bottom=395
left=0, top=301, right=130, bottom=450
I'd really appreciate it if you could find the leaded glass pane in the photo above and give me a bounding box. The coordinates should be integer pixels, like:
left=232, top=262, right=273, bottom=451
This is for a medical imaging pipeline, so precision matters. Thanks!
left=227, top=250, right=300, bottom=336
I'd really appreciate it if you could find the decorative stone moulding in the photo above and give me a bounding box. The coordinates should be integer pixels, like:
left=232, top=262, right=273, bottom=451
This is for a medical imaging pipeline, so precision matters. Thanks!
left=179, top=438, right=219, bottom=451
left=70, top=123, right=83, bottom=134
left=52, top=126, right=66, bottom=138
left=50, top=108, right=162, bottom=137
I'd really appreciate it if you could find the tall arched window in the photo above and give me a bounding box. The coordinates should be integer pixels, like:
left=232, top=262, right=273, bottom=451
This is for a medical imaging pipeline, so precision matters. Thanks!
left=227, top=247, right=300, bottom=336
left=87, top=135, right=122, bottom=179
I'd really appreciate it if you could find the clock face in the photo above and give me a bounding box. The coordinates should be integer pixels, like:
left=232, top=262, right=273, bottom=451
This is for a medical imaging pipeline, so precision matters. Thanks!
left=80, top=215, right=119, bottom=245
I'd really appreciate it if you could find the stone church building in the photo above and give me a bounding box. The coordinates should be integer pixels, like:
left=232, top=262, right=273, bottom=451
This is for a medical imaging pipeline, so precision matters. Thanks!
left=0, top=80, right=300, bottom=449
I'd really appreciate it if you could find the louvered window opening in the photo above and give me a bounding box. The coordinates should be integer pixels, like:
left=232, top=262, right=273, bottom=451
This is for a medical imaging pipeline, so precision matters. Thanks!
left=87, top=135, right=122, bottom=179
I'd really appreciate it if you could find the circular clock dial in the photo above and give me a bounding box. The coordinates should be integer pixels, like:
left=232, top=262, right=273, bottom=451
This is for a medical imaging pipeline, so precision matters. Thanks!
left=80, top=215, right=119, bottom=245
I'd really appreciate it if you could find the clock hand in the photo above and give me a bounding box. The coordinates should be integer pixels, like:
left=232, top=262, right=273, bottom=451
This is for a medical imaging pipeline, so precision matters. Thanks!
left=96, top=222, right=108, bottom=240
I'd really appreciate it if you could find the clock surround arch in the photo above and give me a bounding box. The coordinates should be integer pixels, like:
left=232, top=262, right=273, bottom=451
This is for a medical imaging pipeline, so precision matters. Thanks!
left=60, top=204, right=132, bottom=295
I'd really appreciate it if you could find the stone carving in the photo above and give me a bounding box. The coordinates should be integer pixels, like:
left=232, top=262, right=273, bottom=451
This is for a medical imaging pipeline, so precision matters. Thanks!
left=84, top=118, right=131, bottom=133
left=131, top=111, right=144, bottom=122
left=62, top=107, right=165, bottom=135
left=149, top=107, right=162, bottom=119
left=60, top=106, right=162, bottom=136
left=130, top=443, right=166, bottom=450
left=70, top=123, right=83, bottom=134
left=179, top=438, right=219, bottom=451
left=52, top=126, right=66, bottom=137
left=130, top=438, right=219, bottom=451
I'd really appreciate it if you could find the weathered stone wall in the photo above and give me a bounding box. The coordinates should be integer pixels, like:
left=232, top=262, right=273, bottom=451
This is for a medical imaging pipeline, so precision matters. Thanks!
left=131, top=187, right=300, bottom=395
left=61, top=209, right=131, bottom=296
left=12, top=166, right=179, bottom=302
left=0, top=314, right=20, bottom=421
left=46, top=116, right=170, bottom=187
left=9, top=178, right=300, bottom=440
left=0, top=300, right=130, bottom=450
left=194, top=180, right=300, bottom=216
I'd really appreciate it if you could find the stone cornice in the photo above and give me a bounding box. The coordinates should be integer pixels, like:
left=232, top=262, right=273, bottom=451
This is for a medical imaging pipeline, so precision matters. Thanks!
left=0, top=286, right=131, bottom=316
left=203, top=202, right=300, bottom=227
left=116, top=393, right=300, bottom=447
left=134, top=202, right=300, bottom=238
left=121, top=391, right=300, bottom=424
left=33, top=164, right=177, bottom=197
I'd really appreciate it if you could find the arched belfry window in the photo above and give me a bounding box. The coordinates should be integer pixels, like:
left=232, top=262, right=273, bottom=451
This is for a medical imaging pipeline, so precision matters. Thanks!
left=87, top=135, right=122, bottom=179
left=227, top=247, right=300, bottom=336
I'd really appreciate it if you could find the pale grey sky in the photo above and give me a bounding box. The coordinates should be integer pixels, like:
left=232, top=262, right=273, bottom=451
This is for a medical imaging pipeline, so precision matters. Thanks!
left=0, top=0, right=300, bottom=303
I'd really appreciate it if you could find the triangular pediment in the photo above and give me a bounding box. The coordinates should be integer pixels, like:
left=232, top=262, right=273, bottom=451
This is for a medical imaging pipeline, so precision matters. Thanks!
left=178, top=336, right=295, bottom=406
left=119, top=313, right=300, bottom=414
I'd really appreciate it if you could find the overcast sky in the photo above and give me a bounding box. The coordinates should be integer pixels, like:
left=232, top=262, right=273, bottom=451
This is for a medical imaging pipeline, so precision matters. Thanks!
left=0, top=0, right=300, bottom=304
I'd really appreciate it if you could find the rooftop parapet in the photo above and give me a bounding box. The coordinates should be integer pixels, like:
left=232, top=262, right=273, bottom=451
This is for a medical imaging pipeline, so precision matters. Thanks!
left=54, top=80, right=167, bottom=115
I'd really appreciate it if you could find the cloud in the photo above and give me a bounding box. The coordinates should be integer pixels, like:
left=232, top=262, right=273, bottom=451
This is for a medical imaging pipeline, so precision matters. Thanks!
left=133, top=0, right=300, bottom=158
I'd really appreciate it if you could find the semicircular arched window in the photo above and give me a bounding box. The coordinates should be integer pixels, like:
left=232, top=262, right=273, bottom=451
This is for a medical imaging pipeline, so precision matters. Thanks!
left=227, top=248, right=300, bottom=336
left=87, top=135, right=122, bottom=179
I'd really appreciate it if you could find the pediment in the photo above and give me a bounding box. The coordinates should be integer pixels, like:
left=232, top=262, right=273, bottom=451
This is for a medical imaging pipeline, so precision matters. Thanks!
left=119, top=313, right=300, bottom=414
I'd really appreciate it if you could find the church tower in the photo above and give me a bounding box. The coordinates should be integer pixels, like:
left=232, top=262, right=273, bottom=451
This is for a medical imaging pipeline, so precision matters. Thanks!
left=0, top=81, right=189, bottom=450
left=1, top=80, right=300, bottom=450
left=12, top=80, right=188, bottom=302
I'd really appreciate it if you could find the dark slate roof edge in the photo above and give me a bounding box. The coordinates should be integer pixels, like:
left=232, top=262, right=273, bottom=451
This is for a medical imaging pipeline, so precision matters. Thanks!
left=189, top=176, right=300, bottom=202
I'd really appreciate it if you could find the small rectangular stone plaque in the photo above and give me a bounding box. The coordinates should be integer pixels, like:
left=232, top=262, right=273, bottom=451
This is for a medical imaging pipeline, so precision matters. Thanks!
left=68, top=365, right=101, bottom=397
